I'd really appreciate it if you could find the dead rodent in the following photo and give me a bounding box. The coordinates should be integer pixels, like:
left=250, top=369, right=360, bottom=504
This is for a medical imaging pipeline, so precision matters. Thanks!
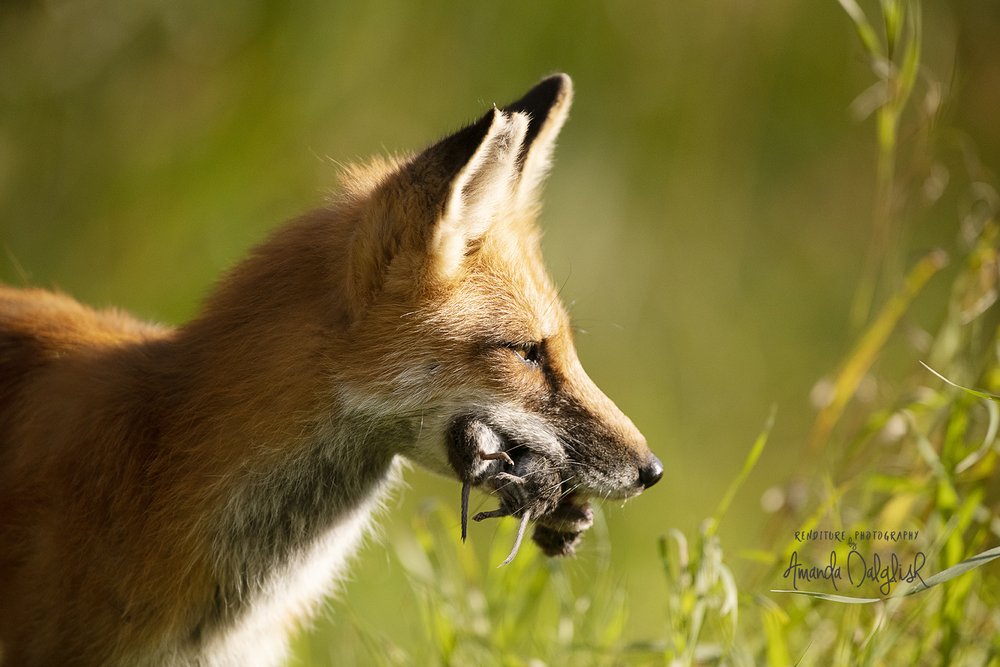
left=446, top=417, right=594, bottom=565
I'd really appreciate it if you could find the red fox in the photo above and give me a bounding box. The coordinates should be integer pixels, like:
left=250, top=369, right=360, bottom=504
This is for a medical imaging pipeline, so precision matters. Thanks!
left=0, top=74, right=661, bottom=666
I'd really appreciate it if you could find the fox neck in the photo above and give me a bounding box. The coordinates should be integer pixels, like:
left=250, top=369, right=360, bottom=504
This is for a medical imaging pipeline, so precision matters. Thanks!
left=160, top=212, right=409, bottom=637
left=199, top=416, right=404, bottom=643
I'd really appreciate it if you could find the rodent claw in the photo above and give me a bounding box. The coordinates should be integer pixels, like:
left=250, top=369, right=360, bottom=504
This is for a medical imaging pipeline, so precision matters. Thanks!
left=478, top=449, right=514, bottom=467
left=492, top=472, right=525, bottom=486
left=473, top=507, right=509, bottom=521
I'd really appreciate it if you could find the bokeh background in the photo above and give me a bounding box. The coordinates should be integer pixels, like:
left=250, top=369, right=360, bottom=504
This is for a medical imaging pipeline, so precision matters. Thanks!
left=2, top=0, right=999, bottom=661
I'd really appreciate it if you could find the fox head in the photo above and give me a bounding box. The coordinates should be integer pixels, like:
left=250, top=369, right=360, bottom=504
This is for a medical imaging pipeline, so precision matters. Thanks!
left=334, top=74, right=661, bottom=553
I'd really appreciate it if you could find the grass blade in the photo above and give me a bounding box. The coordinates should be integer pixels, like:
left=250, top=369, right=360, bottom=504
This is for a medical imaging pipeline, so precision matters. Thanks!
left=837, top=0, right=884, bottom=59
left=810, top=249, right=948, bottom=452
left=920, top=361, right=1000, bottom=402
left=706, top=406, right=776, bottom=537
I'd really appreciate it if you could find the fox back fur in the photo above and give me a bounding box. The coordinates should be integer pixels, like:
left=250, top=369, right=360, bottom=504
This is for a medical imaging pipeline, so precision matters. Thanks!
left=0, top=74, right=661, bottom=666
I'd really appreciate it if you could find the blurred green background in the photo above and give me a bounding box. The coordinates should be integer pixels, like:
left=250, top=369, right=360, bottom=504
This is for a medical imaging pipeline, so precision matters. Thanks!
left=2, top=0, right=999, bottom=661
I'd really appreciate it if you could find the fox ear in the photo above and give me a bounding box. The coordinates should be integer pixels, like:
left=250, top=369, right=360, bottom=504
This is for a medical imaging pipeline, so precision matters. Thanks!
left=410, top=105, right=529, bottom=280
left=412, top=74, right=572, bottom=279
left=346, top=78, right=570, bottom=306
left=501, top=73, right=573, bottom=212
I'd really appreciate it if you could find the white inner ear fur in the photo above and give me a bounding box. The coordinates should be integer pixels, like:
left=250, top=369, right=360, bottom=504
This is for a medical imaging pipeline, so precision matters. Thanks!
left=514, top=89, right=572, bottom=213
left=430, top=109, right=529, bottom=280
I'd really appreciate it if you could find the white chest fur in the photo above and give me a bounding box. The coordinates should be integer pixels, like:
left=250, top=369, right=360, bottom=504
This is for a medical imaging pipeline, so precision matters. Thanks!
left=151, top=434, right=404, bottom=667
left=197, top=480, right=394, bottom=667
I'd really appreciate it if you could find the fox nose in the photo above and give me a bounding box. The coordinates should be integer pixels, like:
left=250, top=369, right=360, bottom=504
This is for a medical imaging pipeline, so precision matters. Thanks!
left=638, top=454, right=663, bottom=489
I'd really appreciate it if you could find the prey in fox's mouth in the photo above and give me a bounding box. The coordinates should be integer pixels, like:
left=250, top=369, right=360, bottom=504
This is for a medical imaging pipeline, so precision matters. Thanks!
left=447, top=415, right=604, bottom=566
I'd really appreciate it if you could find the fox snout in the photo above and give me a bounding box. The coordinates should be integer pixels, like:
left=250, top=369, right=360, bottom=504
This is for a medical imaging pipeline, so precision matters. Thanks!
left=558, top=402, right=659, bottom=498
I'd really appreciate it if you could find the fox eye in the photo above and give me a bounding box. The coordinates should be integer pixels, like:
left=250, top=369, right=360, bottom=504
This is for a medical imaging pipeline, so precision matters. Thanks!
left=506, top=341, right=542, bottom=366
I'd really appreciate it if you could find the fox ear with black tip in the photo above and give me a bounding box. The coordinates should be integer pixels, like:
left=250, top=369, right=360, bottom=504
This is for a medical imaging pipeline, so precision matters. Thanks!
left=347, top=75, right=573, bottom=304
left=501, top=73, right=574, bottom=214
left=413, top=73, right=573, bottom=280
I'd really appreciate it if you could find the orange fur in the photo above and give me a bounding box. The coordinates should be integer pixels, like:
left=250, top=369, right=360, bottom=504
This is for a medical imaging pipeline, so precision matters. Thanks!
left=0, top=75, right=659, bottom=666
